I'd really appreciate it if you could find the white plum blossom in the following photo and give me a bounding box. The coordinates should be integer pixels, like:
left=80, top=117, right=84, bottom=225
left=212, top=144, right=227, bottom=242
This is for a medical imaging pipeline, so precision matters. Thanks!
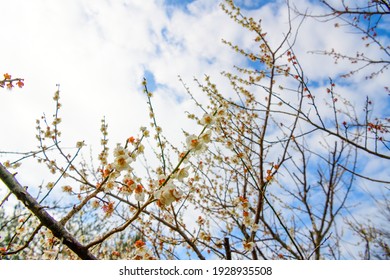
left=175, top=166, right=190, bottom=182
left=113, top=154, right=132, bottom=171
left=200, top=113, right=215, bottom=126
left=215, top=106, right=227, bottom=120
left=199, top=130, right=212, bottom=143
left=131, top=240, right=155, bottom=260
left=120, top=172, right=137, bottom=195
left=134, top=184, right=145, bottom=202
left=186, top=134, right=207, bottom=154
left=113, top=143, right=126, bottom=157
left=112, top=144, right=132, bottom=171
left=243, top=241, right=255, bottom=251
left=155, top=182, right=183, bottom=207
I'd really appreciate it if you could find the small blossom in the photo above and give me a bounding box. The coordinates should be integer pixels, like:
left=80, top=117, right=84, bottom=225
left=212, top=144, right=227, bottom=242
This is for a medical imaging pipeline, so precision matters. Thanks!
left=53, top=90, right=60, bottom=101
left=215, top=240, right=224, bottom=249
left=105, top=179, right=116, bottom=191
left=2, top=160, right=21, bottom=169
left=265, top=174, right=273, bottom=182
left=243, top=211, right=252, bottom=226
left=113, top=144, right=126, bottom=157
left=76, top=141, right=85, bottom=149
left=62, top=185, right=72, bottom=193
left=102, top=201, right=115, bottom=217
left=127, top=136, right=136, bottom=144
left=200, top=113, right=215, bottom=126
left=197, top=216, right=205, bottom=225
left=112, top=145, right=132, bottom=171
left=215, top=107, right=227, bottom=119
left=243, top=241, right=255, bottom=251
left=134, top=184, right=145, bottom=202
left=121, top=175, right=136, bottom=195
left=113, top=154, right=132, bottom=171
left=178, top=151, right=189, bottom=164
left=225, top=139, right=234, bottom=149
left=186, top=134, right=207, bottom=154
left=16, top=79, right=24, bottom=88
left=199, top=231, right=211, bottom=242
left=155, top=182, right=182, bottom=207
left=199, top=130, right=212, bottom=143
left=134, top=239, right=146, bottom=248
left=132, top=239, right=156, bottom=260
left=52, top=117, right=61, bottom=125
left=91, top=200, right=100, bottom=209
left=251, top=223, right=260, bottom=232
left=137, top=144, right=145, bottom=154
left=175, top=166, right=190, bottom=182
left=111, top=251, right=121, bottom=259
left=238, top=196, right=249, bottom=209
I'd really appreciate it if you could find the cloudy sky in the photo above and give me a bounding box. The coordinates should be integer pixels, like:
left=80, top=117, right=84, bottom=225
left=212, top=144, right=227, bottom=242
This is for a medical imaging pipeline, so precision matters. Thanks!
left=1, top=0, right=386, bottom=150
left=1, top=0, right=389, bottom=258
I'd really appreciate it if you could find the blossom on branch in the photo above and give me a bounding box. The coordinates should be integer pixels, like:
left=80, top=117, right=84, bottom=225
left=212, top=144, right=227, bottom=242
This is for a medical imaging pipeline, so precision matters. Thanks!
left=112, top=144, right=132, bottom=171
left=174, top=166, right=190, bottom=182
left=1, top=72, right=24, bottom=90
left=155, top=181, right=183, bottom=207
left=132, top=239, right=155, bottom=260
left=200, top=113, right=215, bottom=126
left=186, top=134, right=207, bottom=154
left=134, top=184, right=145, bottom=202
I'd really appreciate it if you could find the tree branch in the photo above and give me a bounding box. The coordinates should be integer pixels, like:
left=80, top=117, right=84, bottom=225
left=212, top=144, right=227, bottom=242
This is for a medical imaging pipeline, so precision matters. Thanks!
left=0, top=163, right=97, bottom=260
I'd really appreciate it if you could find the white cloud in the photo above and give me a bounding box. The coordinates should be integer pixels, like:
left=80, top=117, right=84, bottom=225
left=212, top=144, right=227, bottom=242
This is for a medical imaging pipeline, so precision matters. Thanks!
left=0, top=0, right=388, bottom=258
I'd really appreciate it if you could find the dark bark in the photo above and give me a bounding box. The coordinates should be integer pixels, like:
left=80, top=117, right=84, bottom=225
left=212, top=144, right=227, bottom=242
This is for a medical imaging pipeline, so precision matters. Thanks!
left=0, top=163, right=97, bottom=260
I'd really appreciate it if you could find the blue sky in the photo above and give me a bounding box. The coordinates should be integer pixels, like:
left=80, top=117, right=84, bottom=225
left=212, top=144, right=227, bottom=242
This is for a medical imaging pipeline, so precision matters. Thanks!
left=0, top=0, right=389, bottom=259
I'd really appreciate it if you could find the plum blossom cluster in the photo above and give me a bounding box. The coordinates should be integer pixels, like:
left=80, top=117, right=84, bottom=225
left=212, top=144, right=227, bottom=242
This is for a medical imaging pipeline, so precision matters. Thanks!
left=130, top=239, right=156, bottom=260
left=153, top=175, right=184, bottom=208
left=97, top=102, right=226, bottom=211
left=1, top=73, right=24, bottom=89
left=153, top=111, right=225, bottom=207
left=234, top=196, right=260, bottom=234
left=99, top=140, right=147, bottom=203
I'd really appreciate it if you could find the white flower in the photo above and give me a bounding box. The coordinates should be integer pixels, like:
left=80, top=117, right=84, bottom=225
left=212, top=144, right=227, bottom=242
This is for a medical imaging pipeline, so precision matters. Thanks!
left=178, top=151, right=189, bottom=164
left=105, top=179, right=117, bottom=191
left=199, top=231, right=211, bottom=242
left=137, top=144, right=145, bottom=154
left=134, top=184, right=145, bottom=202
left=140, top=126, right=150, bottom=137
left=112, top=144, right=132, bottom=171
left=120, top=173, right=136, bottom=195
left=113, top=144, right=127, bottom=157
left=251, top=223, right=260, bottom=232
left=243, top=241, right=255, bottom=251
left=200, top=113, right=215, bottom=126
left=199, top=130, right=212, bottom=143
left=186, top=134, right=207, bottom=154
left=225, top=139, right=234, bottom=150
left=175, top=166, right=190, bottom=182
left=155, top=182, right=182, bottom=207
left=113, top=154, right=132, bottom=171
left=215, top=107, right=227, bottom=120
